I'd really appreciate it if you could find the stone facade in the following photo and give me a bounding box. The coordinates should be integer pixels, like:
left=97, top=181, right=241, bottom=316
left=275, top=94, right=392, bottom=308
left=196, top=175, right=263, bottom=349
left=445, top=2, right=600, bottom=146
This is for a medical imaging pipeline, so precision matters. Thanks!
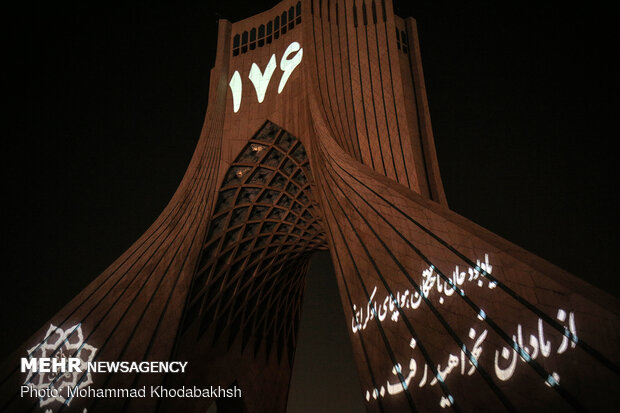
left=1, top=1, right=618, bottom=412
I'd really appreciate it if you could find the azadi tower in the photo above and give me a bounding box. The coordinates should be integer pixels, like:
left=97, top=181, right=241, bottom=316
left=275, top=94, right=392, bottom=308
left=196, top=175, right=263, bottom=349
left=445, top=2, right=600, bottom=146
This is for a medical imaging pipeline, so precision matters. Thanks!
left=2, top=1, right=618, bottom=411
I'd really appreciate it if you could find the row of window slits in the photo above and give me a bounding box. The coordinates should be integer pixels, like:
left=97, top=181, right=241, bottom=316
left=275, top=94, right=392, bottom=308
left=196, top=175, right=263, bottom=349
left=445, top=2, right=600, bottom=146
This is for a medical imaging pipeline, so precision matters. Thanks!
left=396, top=28, right=409, bottom=54
left=233, top=2, right=302, bottom=56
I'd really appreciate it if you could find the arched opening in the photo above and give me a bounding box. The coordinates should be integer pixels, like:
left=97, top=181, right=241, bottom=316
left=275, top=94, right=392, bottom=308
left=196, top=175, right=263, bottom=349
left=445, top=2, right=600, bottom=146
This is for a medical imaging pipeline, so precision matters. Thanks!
left=287, top=251, right=365, bottom=412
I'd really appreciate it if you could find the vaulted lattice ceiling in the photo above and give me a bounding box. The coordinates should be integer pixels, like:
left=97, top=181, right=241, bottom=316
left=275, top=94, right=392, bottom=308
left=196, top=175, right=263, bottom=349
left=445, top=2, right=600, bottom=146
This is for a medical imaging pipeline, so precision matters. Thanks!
left=182, top=121, right=327, bottom=365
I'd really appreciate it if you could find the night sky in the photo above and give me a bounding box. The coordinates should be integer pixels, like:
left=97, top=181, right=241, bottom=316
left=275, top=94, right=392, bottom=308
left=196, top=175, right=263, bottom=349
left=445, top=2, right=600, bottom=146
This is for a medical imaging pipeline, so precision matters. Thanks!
left=4, top=1, right=617, bottom=411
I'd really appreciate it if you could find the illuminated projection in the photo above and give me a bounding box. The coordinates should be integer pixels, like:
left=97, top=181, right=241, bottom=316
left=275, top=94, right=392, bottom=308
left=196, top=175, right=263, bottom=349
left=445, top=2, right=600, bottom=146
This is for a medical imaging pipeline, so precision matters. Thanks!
left=351, top=255, right=496, bottom=333
left=353, top=253, right=581, bottom=408
left=23, top=324, right=96, bottom=409
left=363, top=309, right=578, bottom=408
left=2, top=1, right=617, bottom=412
left=229, top=41, right=303, bottom=112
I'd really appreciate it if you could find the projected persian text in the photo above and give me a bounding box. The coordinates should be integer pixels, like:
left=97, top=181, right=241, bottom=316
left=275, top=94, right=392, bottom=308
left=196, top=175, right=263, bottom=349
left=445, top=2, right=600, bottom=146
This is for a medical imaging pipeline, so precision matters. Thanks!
left=364, top=310, right=577, bottom=408
left=353, top=254, right=580, bottom=408
left=229, top=41, right=303, bottom=113
left=351, top=255, right=495, bottom=333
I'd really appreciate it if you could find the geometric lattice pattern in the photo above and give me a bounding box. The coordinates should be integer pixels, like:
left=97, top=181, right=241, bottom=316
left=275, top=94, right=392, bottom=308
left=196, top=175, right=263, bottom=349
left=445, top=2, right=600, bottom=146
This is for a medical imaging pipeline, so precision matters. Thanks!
left=183, top=121, right=327, bottom=365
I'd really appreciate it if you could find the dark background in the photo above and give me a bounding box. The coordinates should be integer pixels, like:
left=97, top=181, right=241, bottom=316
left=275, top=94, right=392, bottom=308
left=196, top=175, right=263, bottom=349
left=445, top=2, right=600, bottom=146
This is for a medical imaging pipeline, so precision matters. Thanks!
left=4, top=1, right=617, bottom=411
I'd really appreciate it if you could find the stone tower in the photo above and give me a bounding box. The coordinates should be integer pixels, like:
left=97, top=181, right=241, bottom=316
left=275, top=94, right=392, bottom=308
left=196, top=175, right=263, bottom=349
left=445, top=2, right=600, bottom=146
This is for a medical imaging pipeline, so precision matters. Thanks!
left=1, top=1, right=618, bottom=412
